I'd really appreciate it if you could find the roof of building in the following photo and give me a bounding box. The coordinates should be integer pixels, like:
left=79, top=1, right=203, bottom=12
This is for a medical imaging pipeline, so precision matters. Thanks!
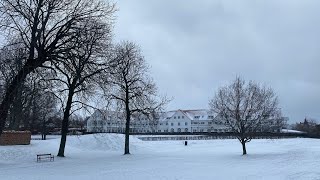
left=159, top=109, right=214, bottom=121
left=89, top=109, right=216, bottom=122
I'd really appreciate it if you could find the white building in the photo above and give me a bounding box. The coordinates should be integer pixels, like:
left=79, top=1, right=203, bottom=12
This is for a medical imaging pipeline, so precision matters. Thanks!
left=86, top=109, right=230, bottom=133
left=87, top=109, right=287, bottom=133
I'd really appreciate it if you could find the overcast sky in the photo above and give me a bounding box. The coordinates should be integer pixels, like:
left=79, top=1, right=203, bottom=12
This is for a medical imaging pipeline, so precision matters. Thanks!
left=113, top=0, right=320, bottom=123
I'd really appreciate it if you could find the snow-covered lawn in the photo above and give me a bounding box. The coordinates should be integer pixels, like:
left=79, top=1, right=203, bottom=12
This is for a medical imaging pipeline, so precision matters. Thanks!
left=1, top=134, right=320, bottom=180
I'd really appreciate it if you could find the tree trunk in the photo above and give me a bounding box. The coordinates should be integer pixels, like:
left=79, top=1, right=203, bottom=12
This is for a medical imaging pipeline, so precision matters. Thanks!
left=124, top=88, right=130, bottom=155
left=57, top=88, right=75, bottom=157
left=241, top=140, right=247, bottom=155
left=124, top=116, right=130, bottom=155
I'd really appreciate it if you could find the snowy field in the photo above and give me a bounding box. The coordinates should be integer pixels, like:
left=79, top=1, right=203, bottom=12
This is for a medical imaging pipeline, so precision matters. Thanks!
left=1, top=134, right=320, bottom=180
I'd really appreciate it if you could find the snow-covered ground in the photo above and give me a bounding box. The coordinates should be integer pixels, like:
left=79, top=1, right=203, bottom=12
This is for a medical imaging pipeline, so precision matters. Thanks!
left=1, top=134, right=320, bottom=180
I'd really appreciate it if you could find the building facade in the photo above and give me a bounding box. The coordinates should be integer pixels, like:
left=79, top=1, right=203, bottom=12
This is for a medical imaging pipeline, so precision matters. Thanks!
left=87, top=109, right=229, bottom=133
left=87, top=109, right=287, bottom=133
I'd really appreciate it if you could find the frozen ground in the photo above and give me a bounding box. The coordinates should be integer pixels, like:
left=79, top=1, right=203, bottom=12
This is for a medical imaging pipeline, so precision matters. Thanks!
left=0, top=134, right=320, bottom=180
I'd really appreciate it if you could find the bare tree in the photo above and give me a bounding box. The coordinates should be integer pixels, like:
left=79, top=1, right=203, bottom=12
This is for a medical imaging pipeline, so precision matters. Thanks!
left=0, top=0, right=115, bottom=136
left=0, top=44, right=58, bottom=132
left=50, top=17, right=112, bottom=157
left=209, top=77, right=283, bottom=155
left=0, top=43, right=26, bottom=129
left=106, top=41, right=168, bottom=155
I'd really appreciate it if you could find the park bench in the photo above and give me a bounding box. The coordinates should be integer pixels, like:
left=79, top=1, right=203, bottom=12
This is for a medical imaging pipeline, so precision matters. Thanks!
left=37, top=153, right=54, bottom=162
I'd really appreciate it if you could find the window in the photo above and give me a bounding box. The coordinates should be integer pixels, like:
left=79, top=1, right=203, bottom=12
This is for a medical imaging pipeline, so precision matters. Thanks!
left=166, top=122, right=169, bottom=125
left=194, top=116, right=200, bottom=119
left=178, top=116, right=180, bottom=119
left=178, top=122, right=180, bottom=126
left=166, top=117, right=170, bottom=119
left=201, top=122, right=205, bottom=124
left=185, top=122, right=188, bottom=126
left=185, top=128, right=188, bottom=132
left=208, top=122, right=212, bottom=124
left=208, top=116, right=214, bottom=119
left=174, top=116, right=176, bottom=119
left=193, top=129, right=197, bottom=132
left=158, top=130, right=161, bottom=132
left=171, top=123, right=174, bottom=126
left=177, top=128, right=181, bottom=132
left=160, top=123, right=163, bottom=125
left=171, top=128, right=174, bottom=133
left=182, top=116, right=184, bottom=119
left=200, top=129, right=204, bottom=132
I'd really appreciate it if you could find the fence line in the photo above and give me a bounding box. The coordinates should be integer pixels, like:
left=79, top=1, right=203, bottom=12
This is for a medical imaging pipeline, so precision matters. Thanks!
left=137, top=133, right=309, bottom=141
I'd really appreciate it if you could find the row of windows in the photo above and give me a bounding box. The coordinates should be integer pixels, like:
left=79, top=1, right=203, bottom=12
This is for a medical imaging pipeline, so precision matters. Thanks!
left=164, top=128, right=188, bottom=132
left=192, top=129, right=228, bottom=132
left=92, top=121, right=226, bottom=127
left=191, top=122, right=207, bottom=125
left=167, top=116, right=185, bottom=120
left=174, top=116, right=184, bottom=119
left=156, top=128, right=228, bottom=133
left=159, top=122, right=189, bottom=126
left=191, top=121, right=227, bottom=125
left=170, top=122, right=188, bottom=126
left=194, top=115, right=215, bottom=119
left=92, top=121, right=162, bottom=127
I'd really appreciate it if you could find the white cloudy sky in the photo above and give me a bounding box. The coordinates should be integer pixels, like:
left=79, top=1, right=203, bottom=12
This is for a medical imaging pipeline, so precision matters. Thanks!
left=113, top=0, right=320, bottom=122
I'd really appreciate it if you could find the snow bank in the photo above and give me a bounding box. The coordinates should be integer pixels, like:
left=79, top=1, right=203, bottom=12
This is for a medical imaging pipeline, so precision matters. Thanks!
left=281, top=129, right=306, bottom=134
left=67, top=133, right=141, bottom=151
left=0, top=133, right=141, bottom=163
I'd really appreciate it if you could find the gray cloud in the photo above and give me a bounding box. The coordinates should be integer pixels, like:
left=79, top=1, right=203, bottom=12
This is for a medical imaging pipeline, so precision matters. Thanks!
left=114, top=0, right=320, bottom=122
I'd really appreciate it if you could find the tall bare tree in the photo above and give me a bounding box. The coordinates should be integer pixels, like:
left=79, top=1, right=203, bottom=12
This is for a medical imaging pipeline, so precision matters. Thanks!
left=106, top=41, right=167, bottom=155
left=209, top=77, right=283, bottom=155
left=0, top=0, right=115, bottom=136
left=50, top=17, right=112, bottom=157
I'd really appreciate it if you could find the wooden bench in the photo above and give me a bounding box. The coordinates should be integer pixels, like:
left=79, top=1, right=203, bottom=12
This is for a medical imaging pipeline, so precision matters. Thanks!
left=37, top=154, right=54, bottom=162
